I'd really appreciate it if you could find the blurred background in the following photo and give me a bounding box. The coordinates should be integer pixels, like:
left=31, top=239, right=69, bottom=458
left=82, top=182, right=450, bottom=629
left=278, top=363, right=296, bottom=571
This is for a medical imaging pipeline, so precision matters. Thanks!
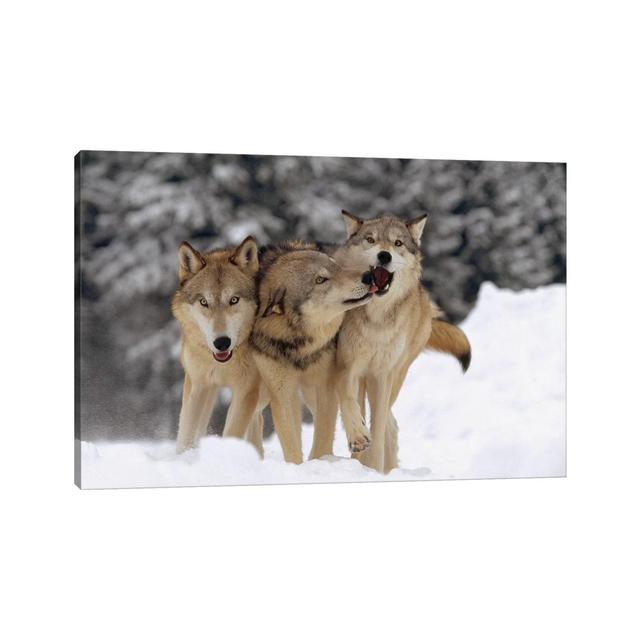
left=76, top=151, right=565, bottom=440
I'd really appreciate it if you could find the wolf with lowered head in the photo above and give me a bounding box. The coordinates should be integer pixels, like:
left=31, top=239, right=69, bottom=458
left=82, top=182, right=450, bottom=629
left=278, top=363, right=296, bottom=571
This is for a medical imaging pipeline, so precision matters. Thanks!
left=250, top=242, right=376, bottom=464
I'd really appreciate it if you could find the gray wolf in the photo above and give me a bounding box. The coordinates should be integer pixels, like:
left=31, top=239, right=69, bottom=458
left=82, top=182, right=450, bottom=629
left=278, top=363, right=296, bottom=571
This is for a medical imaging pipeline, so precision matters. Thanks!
left=332, top=210, right=471, bottom=473
left=250, top=241, right=375, bottom=464
left=171, top=236, right=266, bottom=455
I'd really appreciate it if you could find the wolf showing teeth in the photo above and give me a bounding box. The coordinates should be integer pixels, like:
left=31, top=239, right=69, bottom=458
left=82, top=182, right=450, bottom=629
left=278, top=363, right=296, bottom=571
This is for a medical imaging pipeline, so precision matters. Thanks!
left=330, top=210, right=472, bottom=473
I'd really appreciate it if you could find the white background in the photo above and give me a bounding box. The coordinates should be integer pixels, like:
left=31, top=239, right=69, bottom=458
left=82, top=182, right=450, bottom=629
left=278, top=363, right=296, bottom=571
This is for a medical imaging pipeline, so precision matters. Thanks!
left=1, top=2, right=638, bottom=639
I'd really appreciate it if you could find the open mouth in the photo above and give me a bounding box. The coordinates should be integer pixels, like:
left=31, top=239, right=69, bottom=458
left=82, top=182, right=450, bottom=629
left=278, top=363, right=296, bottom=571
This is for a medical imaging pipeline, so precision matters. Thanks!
left=213, top=350, right=233, bottom=363
left=343, top=291, right=373, bottom=305
left=371, top=266, right=394, bottom=295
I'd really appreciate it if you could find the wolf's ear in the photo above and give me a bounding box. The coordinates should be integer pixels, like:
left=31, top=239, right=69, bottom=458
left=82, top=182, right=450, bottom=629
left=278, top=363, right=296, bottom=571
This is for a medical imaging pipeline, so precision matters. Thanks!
left=341, top=209, right=364, bottom=238
left=230, top=236, right=259, bottom=274
left=178, top=241, right=206, bottom=283
left=406, top=214, right=428, bottom=244
left=261, top=287, right=286, bottom=317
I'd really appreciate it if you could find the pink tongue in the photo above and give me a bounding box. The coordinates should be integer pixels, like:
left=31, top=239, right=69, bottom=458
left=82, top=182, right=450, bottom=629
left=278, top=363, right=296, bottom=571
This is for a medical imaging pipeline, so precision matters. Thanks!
left=214, top=351, right=230, bottom=361
left=372, top=267, right=390, bottom=288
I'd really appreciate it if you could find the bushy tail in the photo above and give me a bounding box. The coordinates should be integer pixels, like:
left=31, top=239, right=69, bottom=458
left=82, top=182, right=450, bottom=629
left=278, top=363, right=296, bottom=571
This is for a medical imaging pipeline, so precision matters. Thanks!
left=426, top=316, right=472, bottom=373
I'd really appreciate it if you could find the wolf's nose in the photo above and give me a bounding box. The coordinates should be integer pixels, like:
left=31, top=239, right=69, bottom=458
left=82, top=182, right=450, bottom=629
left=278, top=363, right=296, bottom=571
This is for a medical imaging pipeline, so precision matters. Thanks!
left=213, top=336, right=231, bottom=351
left=377, top=251, right=392, bottom=265
left=361, top=271, right=373, bottom=285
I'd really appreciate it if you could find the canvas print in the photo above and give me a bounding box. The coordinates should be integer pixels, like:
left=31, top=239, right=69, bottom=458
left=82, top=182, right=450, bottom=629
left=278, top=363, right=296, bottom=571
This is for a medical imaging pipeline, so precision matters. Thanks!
left=75, top=152, right=566, bottom=488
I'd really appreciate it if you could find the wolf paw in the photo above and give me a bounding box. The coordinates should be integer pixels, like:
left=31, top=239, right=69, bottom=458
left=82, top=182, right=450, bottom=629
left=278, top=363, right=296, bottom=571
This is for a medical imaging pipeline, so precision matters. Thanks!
left=348, top=431, right=371, bottom=453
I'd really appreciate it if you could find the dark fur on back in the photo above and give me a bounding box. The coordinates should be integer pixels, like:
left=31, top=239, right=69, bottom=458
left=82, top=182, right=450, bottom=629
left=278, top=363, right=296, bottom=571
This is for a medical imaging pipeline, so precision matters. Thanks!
left=249, top=330, right=337, bottom=371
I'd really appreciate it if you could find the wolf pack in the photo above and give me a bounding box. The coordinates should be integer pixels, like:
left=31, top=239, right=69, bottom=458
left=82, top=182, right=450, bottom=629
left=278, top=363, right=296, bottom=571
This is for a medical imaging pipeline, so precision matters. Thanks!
left=171, top=210, right=471, bottom=474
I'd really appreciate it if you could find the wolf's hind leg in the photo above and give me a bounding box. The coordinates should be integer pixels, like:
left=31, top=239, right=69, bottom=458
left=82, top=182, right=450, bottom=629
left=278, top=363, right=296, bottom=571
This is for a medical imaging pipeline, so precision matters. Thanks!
left=380, top=365, right=410, bottom=471
left=176, top=375, right=218, bottom=453
left=222, top=384, right=260, bottom=440
left=383, top=411, right=399, bottom=473
left=245, top=412, right=264, bottom=458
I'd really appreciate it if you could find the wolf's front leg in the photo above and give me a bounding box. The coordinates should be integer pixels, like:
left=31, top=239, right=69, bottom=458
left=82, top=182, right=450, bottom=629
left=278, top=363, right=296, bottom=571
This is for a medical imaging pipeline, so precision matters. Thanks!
left=176, top=374, right=218, bottom=453
left=308, top=379, right=338, bottom=460
left=358, top=374, right=392, bottom=473
left=254, top=357, right=303, bottom=464
left=337, top=370, right=371, bottom=454
left=270, top=392, right=304, bottom=464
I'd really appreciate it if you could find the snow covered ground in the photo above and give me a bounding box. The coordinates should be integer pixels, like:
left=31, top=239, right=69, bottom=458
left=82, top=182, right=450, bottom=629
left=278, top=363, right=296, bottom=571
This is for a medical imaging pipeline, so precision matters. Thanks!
left=79, top=282, right=566, bottom=488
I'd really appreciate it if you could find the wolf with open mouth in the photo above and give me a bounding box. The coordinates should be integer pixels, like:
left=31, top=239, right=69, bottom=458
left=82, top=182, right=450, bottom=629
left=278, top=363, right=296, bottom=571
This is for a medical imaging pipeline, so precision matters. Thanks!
left=331, top=210, right=472, bottom=473
left=171, top=236, right=267, bottom=456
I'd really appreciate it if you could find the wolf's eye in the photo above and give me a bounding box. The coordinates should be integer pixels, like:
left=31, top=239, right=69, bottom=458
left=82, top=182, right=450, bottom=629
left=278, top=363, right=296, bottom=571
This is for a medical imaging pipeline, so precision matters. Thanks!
left=366, top=237, right=375, bottom=244
left=229, top=296, right=240, bottom=305
left=395, top=240, right=403, bottom=247
left=199, top=297, right=208, bottom=307
left=315, top=276, right=328, bottom=284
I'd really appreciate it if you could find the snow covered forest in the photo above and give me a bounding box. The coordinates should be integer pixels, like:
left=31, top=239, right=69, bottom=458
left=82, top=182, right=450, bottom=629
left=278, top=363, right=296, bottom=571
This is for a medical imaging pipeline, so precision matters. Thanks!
left=76, top=152, right=566, bottom=441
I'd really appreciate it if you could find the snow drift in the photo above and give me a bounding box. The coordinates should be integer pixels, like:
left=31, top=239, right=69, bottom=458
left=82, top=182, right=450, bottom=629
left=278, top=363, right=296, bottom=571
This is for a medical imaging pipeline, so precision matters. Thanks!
left=79, top=282, right=566, bottom=488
